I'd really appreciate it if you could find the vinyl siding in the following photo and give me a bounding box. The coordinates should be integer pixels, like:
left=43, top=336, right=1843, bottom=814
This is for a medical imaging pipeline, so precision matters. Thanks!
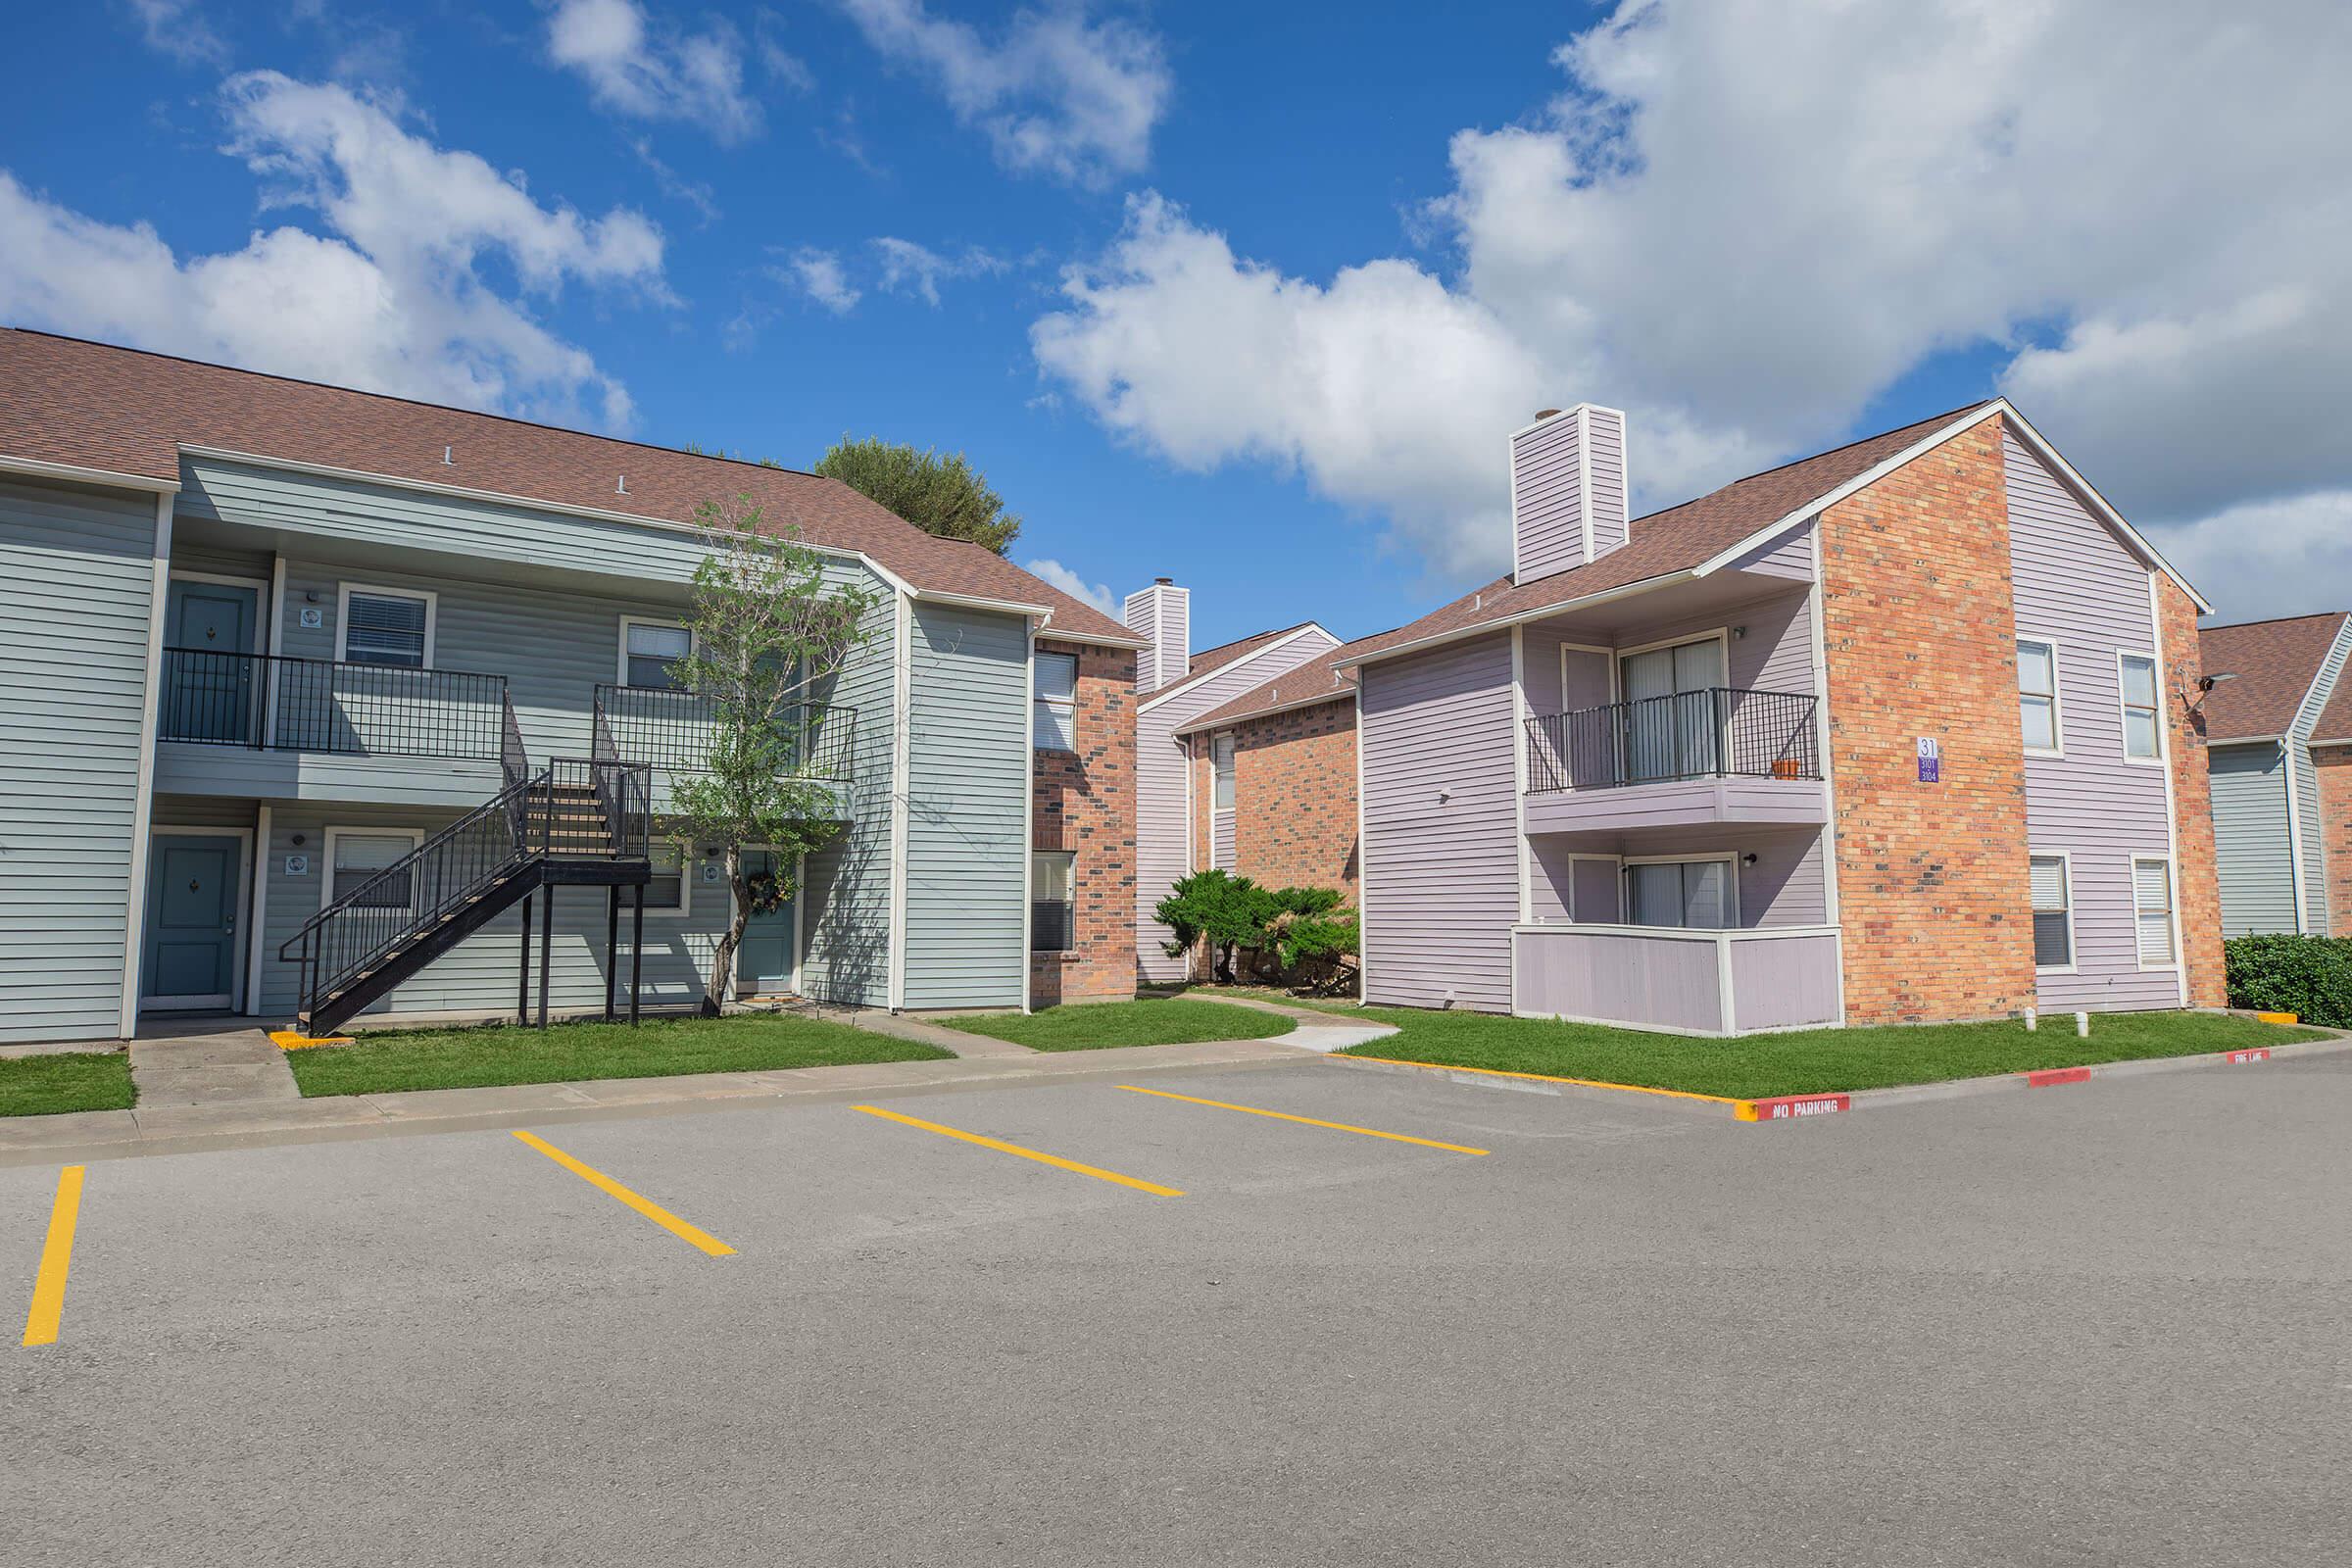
left=1520, top=584, right=1813, bottom=717
left=1586, top=406, right=1629, bottom=559
left=1511, top=414, right=1588, bottom=583
left=1133, top=629, right=1339, bottom=983
left=0, top=475, right=158, bottom=1043
left=1722, top=519, right=1816, bottom=582
left=1526, top=828, right=1828, bottom=928
left=902, top=604, right=1029, bottom=1009
left=798, top=594, right=899, bottom=1007
left=1360, top=633, right=1519, bottom=1010
left=2005, top=430, right=2179, bottom=1010
left=2210, top=744, right=2295, bottom=935
left=2282, top=621, right=2352, bottom=932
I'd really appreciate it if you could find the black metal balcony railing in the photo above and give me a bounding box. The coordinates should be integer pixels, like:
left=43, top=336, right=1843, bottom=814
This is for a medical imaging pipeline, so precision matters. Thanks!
left=1524, top=687, right=1820, bottom=794
left=592, top=683, right=857, bottom=779
left=159, top=648, right=510, bottom=761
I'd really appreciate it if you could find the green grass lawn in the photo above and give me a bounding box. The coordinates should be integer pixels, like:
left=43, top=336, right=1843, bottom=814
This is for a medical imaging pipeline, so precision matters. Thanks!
left=1188, top=988, right=2326, bottom=1099
left=288, top=1011, right=953, bottom=1098
left=938, top=996, right=1295, bottom=1052
left=0, top=1052, right=136, bottom=1117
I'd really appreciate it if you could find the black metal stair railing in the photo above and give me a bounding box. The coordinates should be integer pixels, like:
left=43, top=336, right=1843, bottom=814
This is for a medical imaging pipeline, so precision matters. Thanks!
left=1523, top=687, right=1821, bottom=794
left=276, top=754, right=654, bottom=1027
left=592, top=683, right=857, bottom=779
left=159, top=647, right=509, bottom=760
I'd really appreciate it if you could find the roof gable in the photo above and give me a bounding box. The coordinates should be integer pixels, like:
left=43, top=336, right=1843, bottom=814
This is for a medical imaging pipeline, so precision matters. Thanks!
left=2197, top=612, right=2351, bottom=740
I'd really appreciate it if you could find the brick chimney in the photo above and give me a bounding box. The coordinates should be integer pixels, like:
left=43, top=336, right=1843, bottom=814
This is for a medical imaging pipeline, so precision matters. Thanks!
left=1122, top=577, right=1190, bottom=693
left=1511, top=404, right=1628, bottom=585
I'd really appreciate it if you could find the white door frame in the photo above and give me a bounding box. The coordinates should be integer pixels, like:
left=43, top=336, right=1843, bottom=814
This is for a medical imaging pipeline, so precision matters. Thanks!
left=139, top=825, right=254, bottom=1013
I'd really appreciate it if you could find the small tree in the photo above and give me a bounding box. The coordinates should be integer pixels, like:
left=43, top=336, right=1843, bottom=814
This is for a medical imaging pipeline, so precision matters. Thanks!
left=669, top=495, right=883, bottom=1011
left=1155, top=869, right=1280, bottom=984
left=813, top=436, right=1022, bottom=555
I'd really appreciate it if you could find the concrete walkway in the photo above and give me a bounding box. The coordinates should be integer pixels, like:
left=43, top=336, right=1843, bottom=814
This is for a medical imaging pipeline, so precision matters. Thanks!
left=128, top=1027, right=302, bottom=1108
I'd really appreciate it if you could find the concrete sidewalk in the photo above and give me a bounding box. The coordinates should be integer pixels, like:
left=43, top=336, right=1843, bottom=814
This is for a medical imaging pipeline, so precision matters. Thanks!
left=0, top=1035, right=1321, bottom=1168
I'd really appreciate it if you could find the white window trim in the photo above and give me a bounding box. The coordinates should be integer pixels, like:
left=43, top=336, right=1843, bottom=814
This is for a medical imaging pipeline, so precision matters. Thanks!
left=1620, top=852, right=1740, bottom=931
left=1032, top=648, right=1078, bottom=753
left=617, top=615, right=693, bottom=687
left=2115, top=649, right=2165, bottom=766
left=644, top=837, right=692, bottom=917
left=320, top=825, right=425, bottom=914
left=2017, top=635, right=2065, bottom=758
left=1211, top=729, right=1237, bottom=813
left=337, top=582, right=438, bottom=668
left=2029, top=849, right=2078, bottom=975
left=2131, top=854, right=2181, bottom=972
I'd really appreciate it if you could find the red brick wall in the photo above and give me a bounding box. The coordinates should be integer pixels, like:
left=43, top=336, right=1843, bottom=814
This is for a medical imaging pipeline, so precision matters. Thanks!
left=2156, top=579, right=2229, bottom=1002
left=1031, top=638, right=1137, bottom=1004
left=1821, top=415, right=2038, bottom=1024
left=1228, top=700, right=1358, bottom=897
left=2315, top=745, right=2352, bottom=940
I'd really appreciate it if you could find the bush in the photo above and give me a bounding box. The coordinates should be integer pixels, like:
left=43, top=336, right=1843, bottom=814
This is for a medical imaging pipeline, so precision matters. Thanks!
left=1156, top=871, right=1358, bottom=992
left=2224, top=934, right=2352, bottom=1026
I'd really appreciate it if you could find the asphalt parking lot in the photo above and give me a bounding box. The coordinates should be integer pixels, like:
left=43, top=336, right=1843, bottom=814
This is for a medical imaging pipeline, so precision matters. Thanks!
left=6, top=1050, right=2348, bottom=1567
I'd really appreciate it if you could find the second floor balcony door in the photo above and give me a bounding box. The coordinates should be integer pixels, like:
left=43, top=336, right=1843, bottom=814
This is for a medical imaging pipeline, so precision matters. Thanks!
left=1620, top=637, right=1725, bottom=782
left=162, top=579, right=258, bottom=744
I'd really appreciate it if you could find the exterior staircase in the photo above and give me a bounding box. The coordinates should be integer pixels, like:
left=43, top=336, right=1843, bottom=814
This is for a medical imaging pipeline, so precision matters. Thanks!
left=280, top=719, right=653, bottom=1035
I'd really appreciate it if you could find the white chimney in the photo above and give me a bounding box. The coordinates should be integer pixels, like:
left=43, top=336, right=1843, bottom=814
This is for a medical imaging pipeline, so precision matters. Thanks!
left=1122, top=577, right=1190, bottom=693
left=1510, top=404, right=1628, bottom=585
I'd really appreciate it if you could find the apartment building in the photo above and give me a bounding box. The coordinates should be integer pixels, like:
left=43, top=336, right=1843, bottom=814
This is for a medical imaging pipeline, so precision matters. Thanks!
left=0, top=330, right=1142, bottom=1045
left=1173, top=646, right=1360, bottom=900
left=2196, top=612, right=2352, bottom=936
left=1255, top=401, right=2225, bottom=1031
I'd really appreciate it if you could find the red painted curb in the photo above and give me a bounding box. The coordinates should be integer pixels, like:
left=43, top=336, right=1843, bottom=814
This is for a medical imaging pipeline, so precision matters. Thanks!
left=2223, top=1047, right=2271, bottom=1065
left=2025, top=1066, right=2093, bottom=1088
left=1734, top=1093, right=1850, bottom=1122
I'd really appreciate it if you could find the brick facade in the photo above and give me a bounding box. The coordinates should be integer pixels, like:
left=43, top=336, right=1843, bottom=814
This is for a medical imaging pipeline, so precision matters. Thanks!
left=1821, top=415, right=2038, bottom=1024
left=1221, top=700, right=1360, bottom=896
left=1030, top=638, right=1137, bottom=1004
left=2315, top=745, right=2352, bottom=940
left=2156, top=578, right=2229, bottom=1002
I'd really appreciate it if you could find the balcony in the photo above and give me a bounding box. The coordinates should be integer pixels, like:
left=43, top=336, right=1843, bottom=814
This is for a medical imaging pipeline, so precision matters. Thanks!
left=592, top=683, right=858, bottom=781
left=1522, top=687, right=1826, bottom=834
left=153, top=648, right=515, bottom=806
left=1513, top=923, right=1842, bottom=1035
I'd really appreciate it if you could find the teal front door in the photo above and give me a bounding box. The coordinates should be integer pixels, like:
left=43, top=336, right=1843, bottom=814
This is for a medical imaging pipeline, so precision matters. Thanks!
left=143, top=836, right=241, bottom=1009
left=737, top=851, right=798, bottom=996
left=161, top=579, right=260, bottom=743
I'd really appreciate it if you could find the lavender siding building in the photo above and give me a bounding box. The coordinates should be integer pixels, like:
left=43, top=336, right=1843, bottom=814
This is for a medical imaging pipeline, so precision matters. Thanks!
left=1346, top=400, right=2219, bottom=1033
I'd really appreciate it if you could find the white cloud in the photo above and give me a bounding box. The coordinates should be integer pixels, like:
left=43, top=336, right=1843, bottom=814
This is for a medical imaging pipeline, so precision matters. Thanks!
left=1032, top=0, right=2352, bottom=600
left=546, top=0, right=761, bottom=144
left=837, top=0, right=1169, bottom=184
left=2150, top=490, right=2352, bottom=625
left=1023, top=557, right=1116, bottom=615
left=0, top=72, right=667, bottom=428
left=126, top=0, right=229, bottom=68
left=781, top=247, right=859, bottom=314
left=872, top=236, right=1005, bottom=306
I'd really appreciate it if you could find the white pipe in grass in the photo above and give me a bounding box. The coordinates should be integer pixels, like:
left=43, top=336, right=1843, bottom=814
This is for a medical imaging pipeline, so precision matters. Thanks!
left=2076, top=1010, right=2090, bottom=1038
left=2024, top=1007, right=2038, bottom=1032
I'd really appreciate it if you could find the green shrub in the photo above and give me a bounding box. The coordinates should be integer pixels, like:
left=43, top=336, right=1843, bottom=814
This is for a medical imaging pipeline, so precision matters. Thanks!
left=2223, top=934, right=2352, bottom=1026
left=1156, top=871, right=1358, bottom=992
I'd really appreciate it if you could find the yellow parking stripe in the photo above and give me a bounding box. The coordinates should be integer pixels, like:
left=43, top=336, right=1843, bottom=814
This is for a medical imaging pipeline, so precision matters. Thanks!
left=1119, top=1084, right=1490, bottom=1155
left=851, top=1105, right=1183, bottom=1197
left=510, top=1131, right=736, bottom=1257
left=22, top=1165, right=85, bottom=1348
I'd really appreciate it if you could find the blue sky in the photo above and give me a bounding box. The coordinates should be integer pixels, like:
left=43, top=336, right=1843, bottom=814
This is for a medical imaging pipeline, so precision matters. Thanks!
left=3, top=2, right=2347, bottom=647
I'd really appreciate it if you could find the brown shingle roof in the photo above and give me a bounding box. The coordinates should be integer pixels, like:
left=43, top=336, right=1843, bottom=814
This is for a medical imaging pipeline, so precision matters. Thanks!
left=1335, top=402, right=1997, bottom=669
left=0, top=329, right=1140, bottom=644
left=1179, top=642, right=1360, bottom=733
left=2197, top=612, right=2350, bottom=741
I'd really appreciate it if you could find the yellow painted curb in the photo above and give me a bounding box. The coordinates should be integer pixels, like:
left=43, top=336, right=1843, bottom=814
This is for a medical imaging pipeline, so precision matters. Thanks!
left=2255, top=1011, right=2300, bottom=1025
left=1336, top=1054, right=1740, bottom=1106
left=270, top=1029, right=354, bottom=1052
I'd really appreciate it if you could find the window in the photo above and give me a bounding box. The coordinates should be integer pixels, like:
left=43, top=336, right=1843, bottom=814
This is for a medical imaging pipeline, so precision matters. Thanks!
left=340, top=588, right=431, bottom=668
left=2132, top=858, right=2177, bottom=967
left=1619, top=635, right=1728, bottom=781
left=1211, top=733, right=1236, bottom=810
left=623, top=620, right=692, bottom=690
left=2119, top=655, right=2162, bottom=761
left=328, top=829, right=419, bottom=910
left=2018, top=640, right=2060, bottom=753
left=1031, top=850, right=1075, bottom=952
left=646, top=840, right=688, bottom=915
left=1034, top=651, right=1077, bottom=750
left=2030, top=855, right=2074, bottom=970
left=1624, top=858, right=1733, bottom=930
